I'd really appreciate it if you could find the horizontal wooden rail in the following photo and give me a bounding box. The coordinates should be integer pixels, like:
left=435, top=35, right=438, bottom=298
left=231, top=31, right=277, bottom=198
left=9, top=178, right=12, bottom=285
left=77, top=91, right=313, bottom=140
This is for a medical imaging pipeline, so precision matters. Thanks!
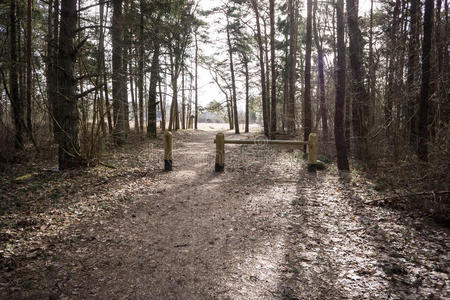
left=214, top=139, right=308, bottom=146
left=214, top=133, right=318, bottom=172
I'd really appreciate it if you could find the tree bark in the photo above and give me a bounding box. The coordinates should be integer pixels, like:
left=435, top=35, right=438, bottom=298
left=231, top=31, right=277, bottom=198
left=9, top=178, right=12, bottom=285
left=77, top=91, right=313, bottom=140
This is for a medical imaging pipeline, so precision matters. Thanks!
left=243, top=53, right=250, bottom=133
left=313, top=0, right=328, bottom=140
left=159, top=74, right=166, bottom=131
left=45, top=0, right=54, bottom=136
left=250, top=0, right=269, bottom=136
left=304, top=0, right=312, bottom=146
left=226, top=15, right=240, bottom=134
left=49, top=0, right=60, bottom=140
left=55, top=0, right=84, bottom=168
left=407, top=0, right=420, bottom=148
left=129, top=56, right=139, bottom=133
left=334, top=0, right=349, bottom=171
left=148, top=39, right=160, bottom=138
left=181, top=67, right=186, bottom=130
left=346, top=0, right=369, bottom=161
left=9, top=0, right=24, bottom=149
left=194, top=33, right=198, bottom=130
left=269, top=0, right=277, bottom=137
left=26, top=0, right=33, bottom=137
left=97, top=0, right=107, bottom=136
left=112, top=0, right=126, bottom=144
left=286, top=0, right=297, bottom=134
left=138, top=0, right=145, bottom=134
left=417, top=0, right=434, bottom=161
left=263, top=16, right=271, bottom=129
left=368, top=0, right=376, bottom=129
left=122, top=6, right=130, bottom=136
left=384, top=0, right=401, bottom=137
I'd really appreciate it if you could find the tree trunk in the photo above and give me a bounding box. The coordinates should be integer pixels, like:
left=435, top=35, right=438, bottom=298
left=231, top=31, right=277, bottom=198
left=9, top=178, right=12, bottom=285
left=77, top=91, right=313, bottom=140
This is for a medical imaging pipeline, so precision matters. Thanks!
left=226, top=15, right=240, bottom=134
left=313, top=0, right=328, bottom=140
left=45, top=0, right=54, bottom=136
left=286, top=0, right=297, bottom=134
left=9, top=0, right=24, bottom=149
left=138, top=0, right=145, bottom=134
left=407, top=0, right=420, bottom=148
left=384, top=0, right=401, bottom=138
left=160, top=74, right=166, bottom=131
left=345, top=72, right=351, bottom=153
left=269, top=0, right=277, bottom=137
left=49, top=0, right=59, bottom=140
left=243, top=53, right=250, bottom=133
left=97, top=0, right=106, bottom=136
left=282, top=24, right=289, bottom=132
left=263, top=16, right=271, bottom=129
left=334, top=0, right=349, bottom=171
left=346, top=0, right=369, bottom=161
left=112, top=0, right=126, bottom=144
left=55, top=0, right=84, bottom=168
left=250, top=0, right=269, bottom=137
left=122, top=8, right=130, bottom=137
left=417, top=0, right=434, bottom=161
left=368, top=0, right=376, bottom=129
left=129, top=57, right=139, bottom=133
left=168, top=50, right=180, bottom=132
left=148, top=39, right=160, bottom=138
left=433, top=0, right=444, bottom=140
left=304, top=0, right=312, bottom=147
left=194, top=33, right=198, bottom=130
left=181, top=67, right=186, bottom=129
left=26, top=0, right=33, bottom=138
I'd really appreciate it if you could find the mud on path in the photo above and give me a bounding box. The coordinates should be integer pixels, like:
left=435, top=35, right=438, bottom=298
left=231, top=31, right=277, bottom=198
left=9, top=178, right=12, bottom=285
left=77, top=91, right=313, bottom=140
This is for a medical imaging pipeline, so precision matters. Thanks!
left=1, top=128, right=449, bottom=299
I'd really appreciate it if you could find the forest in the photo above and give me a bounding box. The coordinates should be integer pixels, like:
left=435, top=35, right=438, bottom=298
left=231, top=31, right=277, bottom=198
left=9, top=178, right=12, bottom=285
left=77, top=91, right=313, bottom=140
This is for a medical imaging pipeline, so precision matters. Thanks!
left=0, top=0, right=449, bottom=298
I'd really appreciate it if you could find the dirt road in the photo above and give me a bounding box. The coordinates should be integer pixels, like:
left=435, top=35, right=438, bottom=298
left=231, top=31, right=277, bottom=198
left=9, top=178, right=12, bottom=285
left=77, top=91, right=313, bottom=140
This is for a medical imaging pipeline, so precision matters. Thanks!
left=1, top=128, right=448, bottom=299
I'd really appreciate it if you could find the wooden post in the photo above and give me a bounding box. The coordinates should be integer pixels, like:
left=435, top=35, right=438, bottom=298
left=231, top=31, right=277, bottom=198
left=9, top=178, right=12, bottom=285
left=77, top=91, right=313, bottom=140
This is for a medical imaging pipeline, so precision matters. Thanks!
left=308, top=133, right=318, bottom=165
left=164, top=131, right=173, bottom=171
left=215, top=132, right=225, bottom=172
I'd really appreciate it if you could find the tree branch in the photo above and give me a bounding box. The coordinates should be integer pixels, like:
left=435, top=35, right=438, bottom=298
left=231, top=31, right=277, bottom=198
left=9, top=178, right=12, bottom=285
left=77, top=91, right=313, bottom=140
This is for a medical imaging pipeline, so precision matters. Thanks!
left=77, top=1, right=111, bottom=13
left=76, top=85, right=104, bottom=99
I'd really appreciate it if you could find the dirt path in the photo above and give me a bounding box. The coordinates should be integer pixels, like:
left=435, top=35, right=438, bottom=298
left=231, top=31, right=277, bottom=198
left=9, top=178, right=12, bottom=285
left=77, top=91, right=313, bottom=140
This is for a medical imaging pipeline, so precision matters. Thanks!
left=1, top=129, right=449, bottom=299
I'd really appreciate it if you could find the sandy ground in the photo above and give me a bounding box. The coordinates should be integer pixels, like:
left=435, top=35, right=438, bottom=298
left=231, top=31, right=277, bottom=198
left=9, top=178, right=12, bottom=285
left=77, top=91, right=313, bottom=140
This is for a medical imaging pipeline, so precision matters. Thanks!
left=0, top=125, right=449, bottom=299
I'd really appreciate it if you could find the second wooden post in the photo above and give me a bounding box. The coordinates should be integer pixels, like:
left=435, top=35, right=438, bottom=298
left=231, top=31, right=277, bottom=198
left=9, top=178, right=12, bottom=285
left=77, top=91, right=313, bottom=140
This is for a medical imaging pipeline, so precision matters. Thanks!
left=164, top=131, right=173, bottom=171
left=215, top=132, right=225, bottom=172
left=308, top=133, right=318, bottom=166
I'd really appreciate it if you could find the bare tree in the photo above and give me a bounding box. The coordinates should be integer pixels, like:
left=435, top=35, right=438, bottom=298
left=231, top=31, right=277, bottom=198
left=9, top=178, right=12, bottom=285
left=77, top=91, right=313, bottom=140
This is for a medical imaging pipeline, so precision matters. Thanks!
left=54, top=0, right=84, bottom=168
left=250, top=0, right=269, bottom=137
left=269, top=0, right=277, bottom=137
left=417, top=0, right=434, bottom=161
left=334, top=0, right=349, bottom=171
left=313, top=0, right=328, bottom=140
left=346, top=0, right=369, bottom=161
left=304, top=0, right=312, bottom=146
left=9, top=0, right=24, bottom=149
left=286, top=0, right=297, bottom=134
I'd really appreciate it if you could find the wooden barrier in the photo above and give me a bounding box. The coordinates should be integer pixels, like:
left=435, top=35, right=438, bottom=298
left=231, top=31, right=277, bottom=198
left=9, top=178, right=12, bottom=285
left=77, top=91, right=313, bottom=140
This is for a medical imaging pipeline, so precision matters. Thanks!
left=214, top=132, right=318, bottom=172
left=164, top=131, right=173, bottom=171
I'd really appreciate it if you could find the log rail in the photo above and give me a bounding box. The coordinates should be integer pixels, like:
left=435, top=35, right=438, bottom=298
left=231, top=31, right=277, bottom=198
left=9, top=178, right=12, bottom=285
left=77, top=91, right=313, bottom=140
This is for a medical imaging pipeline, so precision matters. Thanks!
left=214, top=132, right=318, bottom=172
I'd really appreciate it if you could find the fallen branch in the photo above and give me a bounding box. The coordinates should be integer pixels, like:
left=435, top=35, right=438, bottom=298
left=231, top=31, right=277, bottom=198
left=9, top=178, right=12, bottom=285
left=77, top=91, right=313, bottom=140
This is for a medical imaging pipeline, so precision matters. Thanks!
left=365, top=191, right=450, bottom=205
left=98, top=161, right=117, bottom=169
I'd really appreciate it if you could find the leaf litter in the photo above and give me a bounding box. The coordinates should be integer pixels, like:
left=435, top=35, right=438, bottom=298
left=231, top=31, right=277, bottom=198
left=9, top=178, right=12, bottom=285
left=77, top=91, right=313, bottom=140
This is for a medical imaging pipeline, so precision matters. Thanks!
left=0, top=129, right=448, bottom=299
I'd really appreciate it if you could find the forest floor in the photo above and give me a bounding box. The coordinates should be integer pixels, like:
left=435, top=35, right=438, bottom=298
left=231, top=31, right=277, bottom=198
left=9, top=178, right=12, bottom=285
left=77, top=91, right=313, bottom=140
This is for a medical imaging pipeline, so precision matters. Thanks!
left=0, top=124, right=449, bottom=299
